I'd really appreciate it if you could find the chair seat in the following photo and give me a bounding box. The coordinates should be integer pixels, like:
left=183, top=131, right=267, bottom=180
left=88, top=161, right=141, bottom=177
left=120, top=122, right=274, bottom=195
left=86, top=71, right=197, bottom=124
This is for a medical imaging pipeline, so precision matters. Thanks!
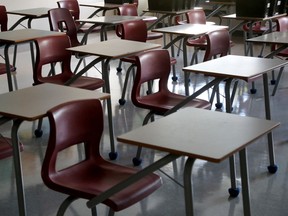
left=276, top=48, right=288, bottom=57
left=186, top=36, right=207, bottom=49
left=147, top=31, right=163, bottom=40
left=36, top=75, right=105, bottom=90
left=135, top=92, right=211, bottom=115
left=242, top=23, right=269, bottom=34
left=187, top=37, right=234, bottom=49
left=0, top=136, right=23, bottom=160
left=49, top=158, right=162, bottom=211
left=0, top=63, right=16, bottom=75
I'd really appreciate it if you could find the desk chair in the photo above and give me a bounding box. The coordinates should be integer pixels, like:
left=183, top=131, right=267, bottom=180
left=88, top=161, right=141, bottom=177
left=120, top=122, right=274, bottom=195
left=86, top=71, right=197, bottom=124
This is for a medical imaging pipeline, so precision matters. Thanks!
left=116, top=3, right=163, bottom=42
left=0, top=5, right=18, bottom=90
left=115, top=3, right=164, bottom=72
left=33, top=34, right=104, bottom=89
left=200, top=28, right=234, bottom=109
left=242, top=22, right=269, bottom=57
left=42, top=99, right=162, bottom=216
left=185, top=9, right=209, bottom=65
left=48, top=8, right=89, bottom=73
left=184, top=9, right=233, bottom=65
left=33, top=34, right=104, bottom=137
left=131, top=49, right=211, bottom=166
left=57, top=0, right=101, bottom=34
left=116, top=20, right=177, bottom=105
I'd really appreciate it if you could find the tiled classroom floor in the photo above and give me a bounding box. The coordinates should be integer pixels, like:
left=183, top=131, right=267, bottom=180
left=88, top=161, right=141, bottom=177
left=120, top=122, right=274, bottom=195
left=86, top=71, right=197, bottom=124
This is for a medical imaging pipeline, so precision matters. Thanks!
left=1, top=26, right=288, bottom=216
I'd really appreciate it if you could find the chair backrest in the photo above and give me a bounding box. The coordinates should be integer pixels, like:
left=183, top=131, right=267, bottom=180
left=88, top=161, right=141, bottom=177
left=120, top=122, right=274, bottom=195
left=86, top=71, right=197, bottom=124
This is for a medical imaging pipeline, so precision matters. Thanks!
left=242, top=22, right=263, bottom=32
left=0, top=5, right=8, bottom=32
left=48, top=8, right=81, bottom=47
left=57, top=0, right=80, bottom=20
left=185, top=8, right=206, bottom=24
left=276, top=16, right=288, bottom=32
left=133, top=0, right=139, bottom=7
left=57, top=0, right=84, bottom=31
left=203, top=29, right=230, bottom=61
left=33, top=34, right=73, bottom=85
left=131, top=49, right=171, bottom=105
left=42, top=99, right=103, bottom=186
left=117, top=19, right=147, bottom=42
left=117, top=3, right=138, bottom=16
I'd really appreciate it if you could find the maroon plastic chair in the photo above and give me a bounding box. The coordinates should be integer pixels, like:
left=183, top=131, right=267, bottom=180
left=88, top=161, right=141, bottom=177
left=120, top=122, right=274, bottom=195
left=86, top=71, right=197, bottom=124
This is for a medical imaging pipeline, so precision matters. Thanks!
left=116, top=3, right=163, bottom=41
left=57, top=0, right=101, bottom=34
left=271, top=16, right=288, bottom=57
left=203, top=29, right=231, bottom=61
left=0, top=5, right=18, bottom=89
left=33, top=34, right=104, bottom=89
left=42, top=99, right=162, bottom=216
left=242, top=21, right=269, bottom=56
left=116, top=20, right=177, bottom=105
left=131, top=49, right=211, bottom=165
left=185, top=8, right=233, bottom=65
left=203, top=28, right=235, bottom=109
left=32, top=33, right=104, bottom=138
left=116, top=19, right=147, bottom=99
left=48, top=7, right=87, bottom=73
left=185, top=9, right=209, bottom=65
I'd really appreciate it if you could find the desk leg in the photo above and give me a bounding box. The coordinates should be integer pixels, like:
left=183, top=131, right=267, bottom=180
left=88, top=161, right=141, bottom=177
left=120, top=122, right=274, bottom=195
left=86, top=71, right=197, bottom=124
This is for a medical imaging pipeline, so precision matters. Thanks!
left=183, top=157, right=196, bottom=216
left=9, top=17, right=29, bottom=30
left=147, top=14, right=170, bottom=31
left=102, top=59, right=117, bottom=160
left=262, top=73, right=277, bottom=173
left=183, top=37, right=190, bottom=96
left=100, top=25, right=108, bottom=41
left=169, top=31, right=177, bottom=82
left=4, top=44, right=14, bottom=92
left=206, top=5, right=225, bottom=20
left=11, top=119, right=26, bottom=216
left=225, top=78, right=240, bottom=197
left=239, top=148, right=251, bottom=216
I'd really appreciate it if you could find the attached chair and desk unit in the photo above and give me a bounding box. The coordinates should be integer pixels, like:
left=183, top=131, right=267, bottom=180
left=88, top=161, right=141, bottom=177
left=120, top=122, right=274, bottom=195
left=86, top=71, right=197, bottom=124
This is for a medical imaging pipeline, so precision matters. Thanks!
left=0, top=83, right=110, bottom=216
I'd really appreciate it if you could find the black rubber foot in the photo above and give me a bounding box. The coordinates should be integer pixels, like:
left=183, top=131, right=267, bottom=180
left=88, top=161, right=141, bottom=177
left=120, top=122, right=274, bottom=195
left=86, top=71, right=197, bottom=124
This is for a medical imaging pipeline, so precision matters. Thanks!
left=116, top=67, right=122, bottom=73
left=109, top=152, right=118, bottom=160
left=250, top=88, right=257, bottom=94
left=132, top=157, right=142, bottom=166
left=267, top=164, right=278, bottom=174
left=118, top=99, right=126, bottom=105
left=34, top=129, right=43, bottom=138
left=270, top=80, right=276, bottom=85
left=172, top=76, right=178, bottom=82
left=215, top=102, right=223, bottom=109
left=228, top=187, right=240, bottom=197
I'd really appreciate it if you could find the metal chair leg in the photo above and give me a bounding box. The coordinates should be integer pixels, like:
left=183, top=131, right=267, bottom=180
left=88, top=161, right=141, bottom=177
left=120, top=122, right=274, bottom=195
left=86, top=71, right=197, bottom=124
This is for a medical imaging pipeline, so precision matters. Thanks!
left=57, top=196, right=79, bottom=216
left=132, top=111, right=155, bottom=166
left=118, top=64, right=136, bottom=105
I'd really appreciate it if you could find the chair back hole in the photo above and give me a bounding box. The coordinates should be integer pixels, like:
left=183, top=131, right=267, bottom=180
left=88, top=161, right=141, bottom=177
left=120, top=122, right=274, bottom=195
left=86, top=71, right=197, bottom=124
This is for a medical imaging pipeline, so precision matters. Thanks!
left=55, top=143, right=85, bottom=171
